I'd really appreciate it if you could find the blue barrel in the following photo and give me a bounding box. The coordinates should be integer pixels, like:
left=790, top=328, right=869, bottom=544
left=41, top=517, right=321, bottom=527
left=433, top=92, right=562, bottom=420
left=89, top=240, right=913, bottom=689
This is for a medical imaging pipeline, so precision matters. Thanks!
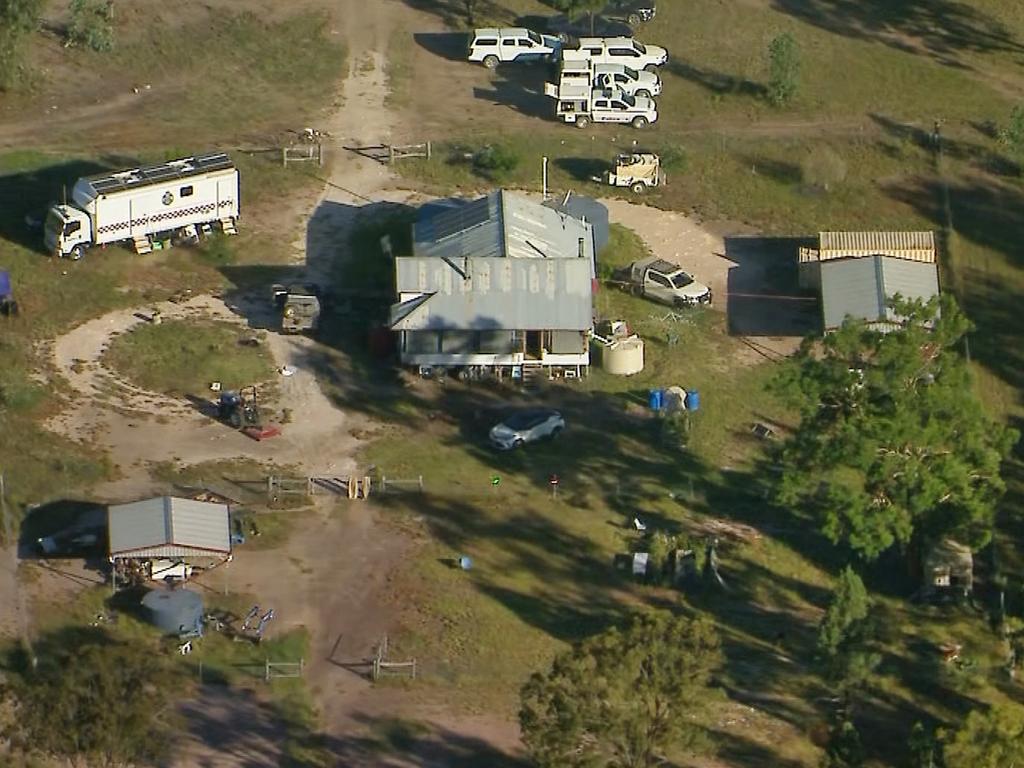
left=685, top=389, right=700, bottom=412
left=648, top=389, right=664, bottom=411
left=0, top=270, right=10, bottom=298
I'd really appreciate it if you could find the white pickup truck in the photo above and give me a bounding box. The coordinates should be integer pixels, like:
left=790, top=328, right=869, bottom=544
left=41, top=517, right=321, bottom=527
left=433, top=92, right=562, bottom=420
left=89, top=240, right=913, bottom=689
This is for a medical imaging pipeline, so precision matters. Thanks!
left=468, top=27, right=561, bottom=69
left=546, top=83, right=658, bottom=128
left=564, top=37, right=668, bottom=72
left=559, top=58, right=661, bottom=98
left=615, top=257, right=712, bottom=306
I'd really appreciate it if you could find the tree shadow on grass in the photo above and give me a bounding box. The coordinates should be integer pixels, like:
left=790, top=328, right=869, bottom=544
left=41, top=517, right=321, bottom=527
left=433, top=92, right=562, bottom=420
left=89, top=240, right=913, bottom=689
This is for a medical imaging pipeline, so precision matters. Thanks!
left=771, top=0, right=1024, bottom=66
left=870, top=113, right=1020, bottom=177
left=667, top=60, right=768, bottom=101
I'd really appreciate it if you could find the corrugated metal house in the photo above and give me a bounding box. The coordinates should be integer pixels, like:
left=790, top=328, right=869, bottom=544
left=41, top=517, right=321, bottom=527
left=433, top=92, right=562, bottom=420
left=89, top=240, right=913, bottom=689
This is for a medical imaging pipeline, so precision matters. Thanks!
left=108, top=496, right=231, bottom=560
left=390, top=191, right=599, bottom=376
left=798, top=231, right=940, bottom=331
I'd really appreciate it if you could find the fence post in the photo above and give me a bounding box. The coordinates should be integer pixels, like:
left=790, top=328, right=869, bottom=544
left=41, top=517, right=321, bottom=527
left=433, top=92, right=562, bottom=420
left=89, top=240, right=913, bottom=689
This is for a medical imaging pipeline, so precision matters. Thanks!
left=281, top=148, right=287, bottom=168
left=418, top=475, right=424, bottom=492
left=426, top=141, right=432, bottom=160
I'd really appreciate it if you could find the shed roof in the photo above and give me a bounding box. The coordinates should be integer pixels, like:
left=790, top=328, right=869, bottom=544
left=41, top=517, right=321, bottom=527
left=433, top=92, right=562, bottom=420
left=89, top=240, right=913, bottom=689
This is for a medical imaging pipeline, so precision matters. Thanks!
left=413, top=190, right=596, bottom=264
left=108, top=496, right=231, bottom=559
left=802, top=231, right=936, bottom=264
left=391, top=256, right=593, bottom=331
left=820, top=255, right=940, bottom=330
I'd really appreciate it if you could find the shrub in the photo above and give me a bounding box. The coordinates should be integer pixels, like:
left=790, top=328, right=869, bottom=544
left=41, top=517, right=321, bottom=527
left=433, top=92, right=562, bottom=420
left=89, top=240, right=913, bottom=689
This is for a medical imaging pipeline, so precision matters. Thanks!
left=473, top=144, right=521, bottom=181
left=0, top=0, right=43, bottom=89
left=67, top=0, right=114, bottom=52
left=767, top=32, right=800, bottom=107
left=802, top=146, right=847, bottom=192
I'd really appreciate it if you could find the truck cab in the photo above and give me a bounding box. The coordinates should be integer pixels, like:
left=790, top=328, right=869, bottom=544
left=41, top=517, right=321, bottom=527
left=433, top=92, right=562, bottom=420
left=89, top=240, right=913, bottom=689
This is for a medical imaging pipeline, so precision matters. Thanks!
left=593, top=62, right=661, bottom=97
left=551, top=84, right=657, bottom=128
left=44, top=204, right=93, bottom=259
left=623, top=257, right=712, bottom=306
left=468, top=27, right=561, bottom=69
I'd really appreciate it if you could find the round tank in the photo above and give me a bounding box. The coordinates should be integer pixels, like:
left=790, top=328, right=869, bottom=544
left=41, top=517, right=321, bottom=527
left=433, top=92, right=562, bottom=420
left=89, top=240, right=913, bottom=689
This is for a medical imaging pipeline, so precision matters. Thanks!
left=602, top=337, right=644, bottom=375
left=141, top=588, right=204, bottom=635
left=685, top=389, right=701, bottom=412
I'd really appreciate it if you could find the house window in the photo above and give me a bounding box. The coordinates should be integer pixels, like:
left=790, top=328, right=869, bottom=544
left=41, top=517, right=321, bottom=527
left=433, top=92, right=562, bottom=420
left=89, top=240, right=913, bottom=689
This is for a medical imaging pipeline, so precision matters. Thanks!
left=405, top=331, right=440, bottom=354
left=180, top=185, right=194, bottom=197
left=479, top=330, right=515, bottom=354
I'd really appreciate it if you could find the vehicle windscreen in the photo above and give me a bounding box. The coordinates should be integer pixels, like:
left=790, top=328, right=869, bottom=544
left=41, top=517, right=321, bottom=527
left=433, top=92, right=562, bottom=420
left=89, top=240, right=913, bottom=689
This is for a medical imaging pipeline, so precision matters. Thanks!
left=528, top=30, right=542, bottom=44
left=623, top=65, right=638, bottom=79
left=44, top=209, right=62, bottom=236
left=504, top=411, right=544, bottom=430
left=634, top=41, right=647, bottom=54
left=671, top=273, right=694, bottom=289
left=621, top=93, right=636, bottom=107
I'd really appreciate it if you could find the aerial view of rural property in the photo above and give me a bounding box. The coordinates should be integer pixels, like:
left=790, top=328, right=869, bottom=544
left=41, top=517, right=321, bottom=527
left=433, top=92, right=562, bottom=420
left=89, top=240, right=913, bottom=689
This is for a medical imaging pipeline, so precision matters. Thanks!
left=1, top=0, right=1024, bottom=765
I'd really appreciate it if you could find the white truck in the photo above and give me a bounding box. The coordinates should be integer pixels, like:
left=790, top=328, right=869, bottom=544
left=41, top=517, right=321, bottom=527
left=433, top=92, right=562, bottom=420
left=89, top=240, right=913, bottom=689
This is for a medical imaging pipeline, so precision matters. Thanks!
left=558, top=58, right=661, bottom=98
left=564, top=37, right=668, bottom=72
left=467, top=28, right=561, bottom=69
left=615, top=257, right=712, bottom=306
left=44, top=152, right=239, bottom=260
left=545, top=82, right=658, bottom=128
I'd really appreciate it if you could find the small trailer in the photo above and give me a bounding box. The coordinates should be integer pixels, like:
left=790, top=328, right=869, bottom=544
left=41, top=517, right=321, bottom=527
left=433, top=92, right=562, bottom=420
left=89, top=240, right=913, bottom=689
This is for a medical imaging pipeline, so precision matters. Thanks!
left=44, top=152, right=240, bottom=260
left=603, top=152, right=665, bottom=193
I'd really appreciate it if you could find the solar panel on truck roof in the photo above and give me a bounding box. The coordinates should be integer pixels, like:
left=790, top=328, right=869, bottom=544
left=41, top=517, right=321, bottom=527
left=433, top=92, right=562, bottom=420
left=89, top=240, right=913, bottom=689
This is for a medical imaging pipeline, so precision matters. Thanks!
left=87, top=152, right=234, bottom=194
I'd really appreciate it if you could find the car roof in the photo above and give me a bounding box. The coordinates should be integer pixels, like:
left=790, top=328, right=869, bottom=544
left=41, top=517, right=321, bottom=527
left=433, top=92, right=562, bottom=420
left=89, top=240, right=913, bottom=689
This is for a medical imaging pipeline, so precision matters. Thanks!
left=578, top=37, right=637, bottom=45
left=474, top=27, right=533, bottom=36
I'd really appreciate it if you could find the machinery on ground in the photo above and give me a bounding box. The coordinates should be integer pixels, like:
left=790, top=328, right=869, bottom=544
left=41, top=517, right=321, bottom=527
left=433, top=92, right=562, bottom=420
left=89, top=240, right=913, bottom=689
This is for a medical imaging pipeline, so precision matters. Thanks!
left=602, top=152, right=665, bottom=193
left=44, top=152, right=239, bottom=259
left=217, top=385, right=262, bottom=430
left=272, top=283, right=323, bottom=334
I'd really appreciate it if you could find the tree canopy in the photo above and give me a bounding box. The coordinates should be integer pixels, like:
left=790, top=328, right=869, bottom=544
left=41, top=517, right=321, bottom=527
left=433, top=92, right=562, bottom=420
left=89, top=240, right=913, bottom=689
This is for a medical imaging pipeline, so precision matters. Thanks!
left=4, top=628, right=175, bottom=767
left=944, top=702, right=1024, bottom=768
left=520, top=613, right=722, bottom=768
left=0, top=0, right=43, bottom=89
left=775, top=295, right=1017, bottom=560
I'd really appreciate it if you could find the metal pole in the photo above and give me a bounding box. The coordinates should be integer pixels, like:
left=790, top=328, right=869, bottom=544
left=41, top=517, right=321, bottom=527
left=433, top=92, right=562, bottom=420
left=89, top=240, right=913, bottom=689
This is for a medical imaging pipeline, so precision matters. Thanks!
left=542, top=156, right=549, bottom=200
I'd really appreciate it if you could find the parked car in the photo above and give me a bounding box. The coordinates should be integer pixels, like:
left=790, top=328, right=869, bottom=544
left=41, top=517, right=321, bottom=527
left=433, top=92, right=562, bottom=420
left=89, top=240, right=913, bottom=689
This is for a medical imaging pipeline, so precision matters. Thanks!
left=593, top=62, right=661, bottom=98
left=567, top=36, right=668, bottom=71
left=604, top=0, right=657, bottom=26
left=467, top=27, right=561, bottom=69
left=615, top=257, right=712, bottom=306
left=489, top=408, right=565, bottom=450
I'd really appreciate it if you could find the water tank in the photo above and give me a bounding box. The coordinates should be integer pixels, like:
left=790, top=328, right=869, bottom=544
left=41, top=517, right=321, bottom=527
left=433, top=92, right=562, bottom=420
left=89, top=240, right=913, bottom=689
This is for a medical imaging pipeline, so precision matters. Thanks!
left=601, top=337, right=644, bottom=375
left=685, top=389, right=701, bottom=412
left=648, top=388, right=664, bottom=411
left=141, top=588, right=204, bottom=636
left=663, top=386, right=687, bottom=413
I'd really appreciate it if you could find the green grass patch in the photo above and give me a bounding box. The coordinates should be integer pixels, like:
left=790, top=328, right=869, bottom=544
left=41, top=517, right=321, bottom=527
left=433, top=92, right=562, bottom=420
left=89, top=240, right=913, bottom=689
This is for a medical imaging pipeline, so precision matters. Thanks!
left=105, top=320, right=273, bottom=398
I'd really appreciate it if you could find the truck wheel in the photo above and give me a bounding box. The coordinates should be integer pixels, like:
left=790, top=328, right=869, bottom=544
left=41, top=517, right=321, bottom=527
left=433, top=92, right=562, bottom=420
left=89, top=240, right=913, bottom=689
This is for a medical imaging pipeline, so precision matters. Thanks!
left=644, top=64, right=658, bottom=73
left=483, top=55, right=499, bottom=69
left=70, top=245, right=85, bottom=261
left=630, top=285, right=642, bottom=297
left=575, top=116, right=590, bottom=129
left=628, top=13, right=642, bottom=25
left=635, top=89, right=651, bottom=99
left=631, top=116, right=648, bottom=129
left=631, top=182, right=647, bottom=194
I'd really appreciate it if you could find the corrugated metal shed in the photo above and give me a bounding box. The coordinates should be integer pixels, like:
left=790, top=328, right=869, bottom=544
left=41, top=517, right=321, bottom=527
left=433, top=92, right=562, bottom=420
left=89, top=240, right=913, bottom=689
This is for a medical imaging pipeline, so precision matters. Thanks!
left=391, top=257, right=593, bottom=331
left=108, top=497, right=231, bottom=559
left=805, top=231, right=936, bottom=263
left=413, top=190, right=596, bottom=264
left=820, top=255, right=940, bottom=330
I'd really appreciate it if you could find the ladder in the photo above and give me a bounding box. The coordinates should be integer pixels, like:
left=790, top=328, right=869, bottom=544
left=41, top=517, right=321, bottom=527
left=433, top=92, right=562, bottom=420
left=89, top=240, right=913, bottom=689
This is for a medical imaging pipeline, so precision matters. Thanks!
left=219, top=218, right=238, bottom=235
left=521, top=362, right=544, bottom=391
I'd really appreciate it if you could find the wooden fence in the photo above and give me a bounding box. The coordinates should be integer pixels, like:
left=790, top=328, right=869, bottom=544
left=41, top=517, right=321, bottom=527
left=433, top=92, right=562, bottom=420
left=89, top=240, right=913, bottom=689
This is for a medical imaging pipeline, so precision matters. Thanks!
left=265, top=658, right=304, bottom=681
left=388, top=142, right=431, bottom=163
left=372, top=635, right=416, bottom=681
left=282, top=143, right=324, bottom=167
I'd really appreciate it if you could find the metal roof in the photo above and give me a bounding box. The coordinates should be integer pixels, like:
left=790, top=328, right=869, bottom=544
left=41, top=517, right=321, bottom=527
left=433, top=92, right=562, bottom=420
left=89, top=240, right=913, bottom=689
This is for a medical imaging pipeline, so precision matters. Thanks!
left=413, top=190, right=596, bottom=263
left=810, top=231, right=936, bottom=263
left=85, top=153, right=235, bottom=195
left=390, top=256, right=593, bottom=331
left=820, top=255, right=940, bottom=330
left=108, top=496, right=231, bottom=559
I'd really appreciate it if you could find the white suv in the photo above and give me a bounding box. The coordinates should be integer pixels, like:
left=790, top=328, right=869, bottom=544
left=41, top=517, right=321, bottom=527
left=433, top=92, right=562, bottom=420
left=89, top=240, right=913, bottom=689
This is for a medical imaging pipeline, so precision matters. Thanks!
left=568, top=37, right=668, bottom=72
left=468, top=28, right=561, bottom=69
left=593, top=62, right=661, bottom=98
